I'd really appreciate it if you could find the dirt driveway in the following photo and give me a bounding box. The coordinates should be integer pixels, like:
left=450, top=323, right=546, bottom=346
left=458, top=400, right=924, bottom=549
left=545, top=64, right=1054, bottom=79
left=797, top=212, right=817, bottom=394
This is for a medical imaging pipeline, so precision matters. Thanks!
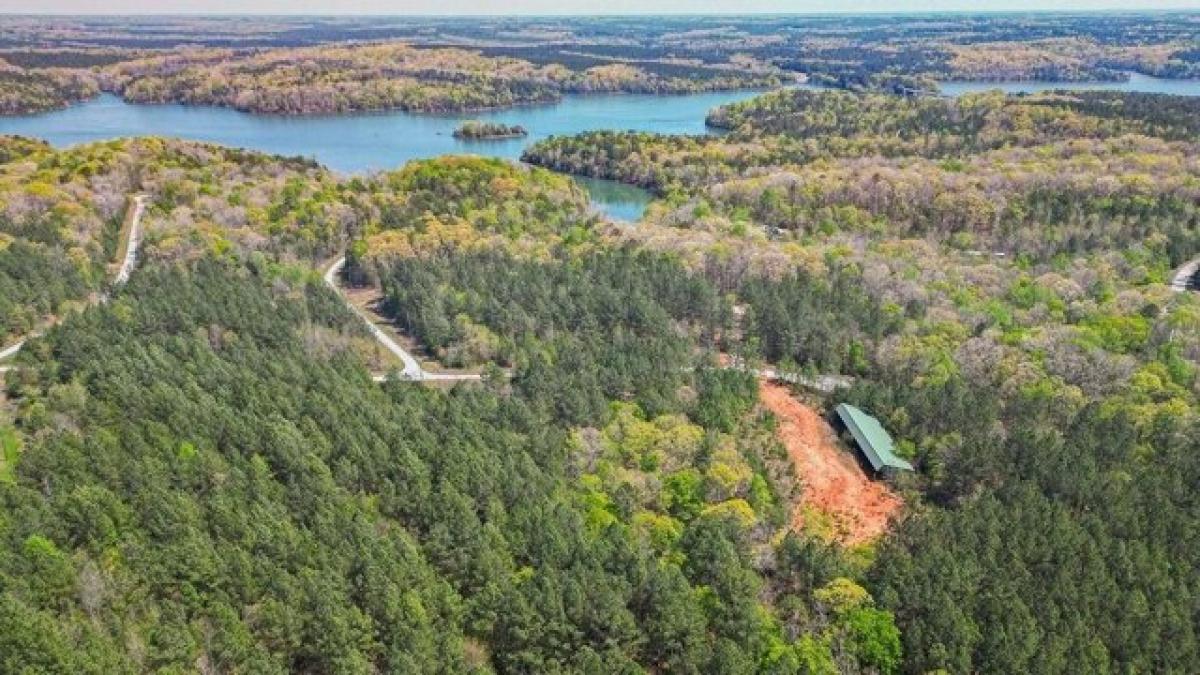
left=759, top=381, right=902, bottom=546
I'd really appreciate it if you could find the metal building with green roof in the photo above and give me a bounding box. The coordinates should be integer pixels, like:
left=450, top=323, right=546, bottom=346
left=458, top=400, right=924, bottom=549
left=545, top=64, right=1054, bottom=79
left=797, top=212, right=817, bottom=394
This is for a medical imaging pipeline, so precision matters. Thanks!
left=834, top=403, right=914, bottom=474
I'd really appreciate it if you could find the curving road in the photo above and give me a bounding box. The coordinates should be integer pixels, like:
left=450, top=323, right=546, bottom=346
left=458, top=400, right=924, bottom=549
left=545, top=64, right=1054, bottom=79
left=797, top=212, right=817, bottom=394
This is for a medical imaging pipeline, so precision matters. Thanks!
left=1171, top=258, right=1200, bottom=293
left=324, top=257, right=853, bottom=390
left=0, top=194, right=147, bottom=373
left=323, top=257, right=482, bottom=383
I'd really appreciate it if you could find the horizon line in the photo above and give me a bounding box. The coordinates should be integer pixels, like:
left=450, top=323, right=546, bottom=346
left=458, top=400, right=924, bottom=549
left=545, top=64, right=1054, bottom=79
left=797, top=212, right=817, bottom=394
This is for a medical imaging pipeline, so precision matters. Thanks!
left=3, top=9, right=1200, bottom=17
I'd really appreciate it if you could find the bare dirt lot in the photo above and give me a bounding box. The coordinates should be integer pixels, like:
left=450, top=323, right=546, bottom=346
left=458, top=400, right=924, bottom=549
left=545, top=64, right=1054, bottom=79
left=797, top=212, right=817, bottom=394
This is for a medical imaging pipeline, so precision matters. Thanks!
left=759, top=381, right=902, bottom=546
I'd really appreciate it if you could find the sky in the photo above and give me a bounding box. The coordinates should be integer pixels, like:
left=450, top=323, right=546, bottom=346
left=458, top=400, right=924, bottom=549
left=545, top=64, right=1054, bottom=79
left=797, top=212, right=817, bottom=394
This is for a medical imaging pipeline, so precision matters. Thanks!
left=0, top=1, right=1196, bottom=14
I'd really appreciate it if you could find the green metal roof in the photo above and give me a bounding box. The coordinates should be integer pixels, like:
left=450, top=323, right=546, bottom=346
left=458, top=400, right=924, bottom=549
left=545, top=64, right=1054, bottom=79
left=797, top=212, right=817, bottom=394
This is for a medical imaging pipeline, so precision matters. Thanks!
left=835, top=404, right=914, bottom=473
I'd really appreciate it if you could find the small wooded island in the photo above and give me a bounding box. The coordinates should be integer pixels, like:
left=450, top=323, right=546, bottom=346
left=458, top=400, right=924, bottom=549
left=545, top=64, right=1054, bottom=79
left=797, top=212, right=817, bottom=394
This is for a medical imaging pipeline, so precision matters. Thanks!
left=453, top=121, right=528, bottom=140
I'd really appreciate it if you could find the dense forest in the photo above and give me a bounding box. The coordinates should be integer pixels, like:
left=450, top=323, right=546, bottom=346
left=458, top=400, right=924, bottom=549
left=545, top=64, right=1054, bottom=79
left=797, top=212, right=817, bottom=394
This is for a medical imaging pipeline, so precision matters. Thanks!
left=527, top=89, right=1200, bottom=195
left=0, top=137, right=124, bottom=342
left=522, top=86, right=1200, bottom=673
left=376, top=248, right=725, bottom=417
left=3, top=31, right=1200, bottom=671
left=0, top=255, right=907, bottom=673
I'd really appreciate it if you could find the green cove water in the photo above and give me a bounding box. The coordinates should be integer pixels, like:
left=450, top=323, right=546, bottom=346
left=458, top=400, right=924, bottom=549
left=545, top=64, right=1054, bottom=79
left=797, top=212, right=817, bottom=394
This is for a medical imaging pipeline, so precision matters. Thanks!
left=0, top=90, right=773, bottom=221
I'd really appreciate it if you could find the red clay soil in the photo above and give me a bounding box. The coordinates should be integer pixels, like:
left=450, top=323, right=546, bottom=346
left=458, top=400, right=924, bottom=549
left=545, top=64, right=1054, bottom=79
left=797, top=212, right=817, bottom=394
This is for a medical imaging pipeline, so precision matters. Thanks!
left=759, top=381, right=902, bottom=546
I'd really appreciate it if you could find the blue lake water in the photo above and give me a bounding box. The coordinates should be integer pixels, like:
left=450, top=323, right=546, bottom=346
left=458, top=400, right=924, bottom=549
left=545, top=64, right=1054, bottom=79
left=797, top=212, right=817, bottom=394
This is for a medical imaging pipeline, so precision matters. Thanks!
left=0, top=90, right=765, bottom=220
left=940, top=72, right=1200, bottom=97
left=6, top=75, right=1197, bottom=220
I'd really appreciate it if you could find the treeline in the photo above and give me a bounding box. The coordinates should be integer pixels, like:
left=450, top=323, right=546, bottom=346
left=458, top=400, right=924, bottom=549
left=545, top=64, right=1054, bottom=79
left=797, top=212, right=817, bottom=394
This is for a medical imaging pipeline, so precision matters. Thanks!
left=0, top=135, right=49, bottom=164
left=470, top=44, right=773, bottom=83
left=5, top=14, right=1199, bottom=104
left=99, top=44, right=561, bottom=115
left=526, top=92, right=1200, bottom=262
left=522, top=131, right=733, bottom=194
left=775, top=45, right=947, bottom=92
left=0, top=64, right=98, bottom=115
left=0, top=257, right=900, bottom=673
left=707, top=88, right=1200, bottom=148
left=529, top=89, right=1200, bottom=195
left=0, top=49, right=137, bottom=70
left=97, top=43, right=779, bottom=116
left=1028, top=90, right=1200, bottom=141
left=367, top=156, right=589, bottom=236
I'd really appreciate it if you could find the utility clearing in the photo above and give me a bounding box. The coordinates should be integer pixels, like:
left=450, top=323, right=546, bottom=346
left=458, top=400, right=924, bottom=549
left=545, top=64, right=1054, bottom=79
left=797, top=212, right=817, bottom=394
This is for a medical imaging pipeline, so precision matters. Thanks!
left=758, top=381, right=902, bottom=546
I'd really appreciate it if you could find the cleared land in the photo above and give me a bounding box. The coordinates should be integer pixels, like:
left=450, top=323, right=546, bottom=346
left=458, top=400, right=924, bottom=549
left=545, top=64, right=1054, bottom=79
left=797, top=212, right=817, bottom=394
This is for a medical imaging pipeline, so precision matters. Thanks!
left=758, top=381, right=902, bottom=546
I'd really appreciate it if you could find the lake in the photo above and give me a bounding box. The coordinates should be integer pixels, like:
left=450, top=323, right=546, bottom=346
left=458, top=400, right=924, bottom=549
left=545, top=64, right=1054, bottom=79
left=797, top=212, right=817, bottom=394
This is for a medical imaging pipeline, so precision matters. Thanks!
left=8, top=75, right=1198, bottom=220
left=0, top=90, right=767, bottom=221
left=940, top=72, right=1200, bottom=97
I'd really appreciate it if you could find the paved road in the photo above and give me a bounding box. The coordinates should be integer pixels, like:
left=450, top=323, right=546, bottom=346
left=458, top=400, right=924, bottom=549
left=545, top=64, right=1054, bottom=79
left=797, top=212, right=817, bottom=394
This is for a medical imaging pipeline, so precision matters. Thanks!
left=0, top=194, right=147, bottom=373
left=1171, top=259, right=1200, bottom=293
left=323, top=257, right=482, bottom=383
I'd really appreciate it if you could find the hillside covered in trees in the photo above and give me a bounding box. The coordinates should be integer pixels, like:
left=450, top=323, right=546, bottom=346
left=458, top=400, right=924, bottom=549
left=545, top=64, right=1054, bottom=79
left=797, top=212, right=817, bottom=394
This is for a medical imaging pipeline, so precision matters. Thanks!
left=2, top=68, right=1200, bottom=673
left=525, top=86, right=1200, bottom=672
left=0, top=137, right=599, bottom=348
left=98, top=43, right=785, bottom=116
left=0, top=62, right=98, bottom=115
left=1, top=240, right=898, bottom=673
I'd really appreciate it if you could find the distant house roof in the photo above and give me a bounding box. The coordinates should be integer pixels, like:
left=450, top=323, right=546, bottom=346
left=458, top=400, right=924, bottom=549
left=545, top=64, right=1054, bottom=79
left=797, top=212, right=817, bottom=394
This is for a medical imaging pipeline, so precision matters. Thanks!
left=835, top=403, right=914, bottom=473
